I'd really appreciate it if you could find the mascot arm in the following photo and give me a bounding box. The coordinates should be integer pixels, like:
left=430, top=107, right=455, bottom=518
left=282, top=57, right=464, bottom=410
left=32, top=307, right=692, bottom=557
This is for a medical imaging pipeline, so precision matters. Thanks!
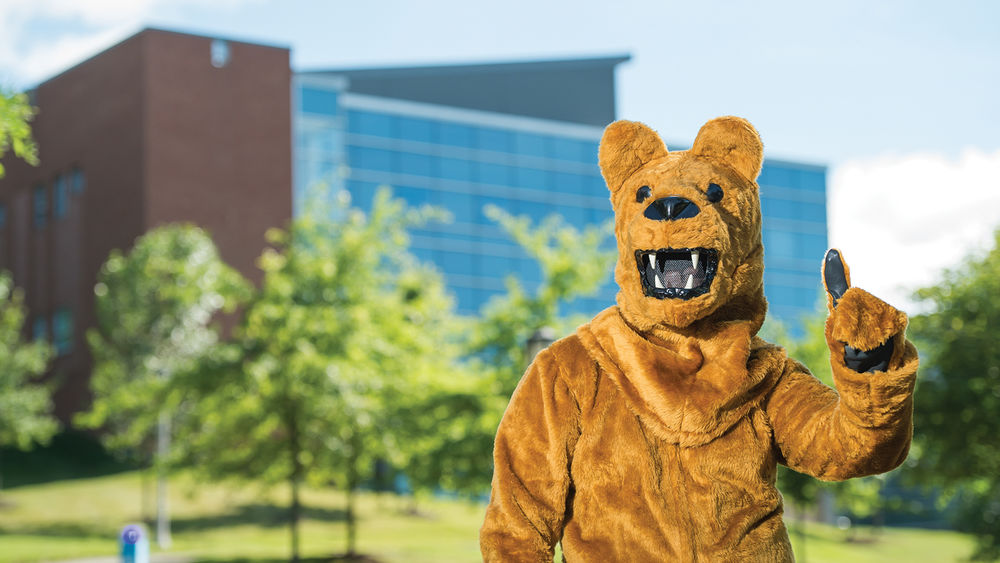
left=480, top=348, right=581, bottom=562
left=764, top=249, right=919, bottom=481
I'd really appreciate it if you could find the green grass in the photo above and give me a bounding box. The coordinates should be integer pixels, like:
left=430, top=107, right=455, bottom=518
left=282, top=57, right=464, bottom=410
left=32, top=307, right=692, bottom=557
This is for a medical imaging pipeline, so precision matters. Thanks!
left=0, top=471, right=977, bottom=562
left=786, top=520, right=975, bottom=563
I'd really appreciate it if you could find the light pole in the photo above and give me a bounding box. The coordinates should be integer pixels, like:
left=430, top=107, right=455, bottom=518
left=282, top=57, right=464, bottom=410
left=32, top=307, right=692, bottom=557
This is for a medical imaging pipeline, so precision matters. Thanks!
left=156, top=369, right=171, bottom=550
left=526, top=327, right=556, bottom=363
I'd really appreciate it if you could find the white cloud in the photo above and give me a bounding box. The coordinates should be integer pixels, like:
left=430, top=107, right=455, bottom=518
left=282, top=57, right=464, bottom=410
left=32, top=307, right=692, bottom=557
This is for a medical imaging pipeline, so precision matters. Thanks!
left=0, top=0, right=256, bottom=87
left=829, top=148, right=1000, bottom=315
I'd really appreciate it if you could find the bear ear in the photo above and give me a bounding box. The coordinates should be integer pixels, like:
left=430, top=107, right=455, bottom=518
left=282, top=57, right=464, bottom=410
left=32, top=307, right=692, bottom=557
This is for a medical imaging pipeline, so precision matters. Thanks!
left=599, top=120, right=669, bottom=194
left=689, top=116, right=763, bottom=181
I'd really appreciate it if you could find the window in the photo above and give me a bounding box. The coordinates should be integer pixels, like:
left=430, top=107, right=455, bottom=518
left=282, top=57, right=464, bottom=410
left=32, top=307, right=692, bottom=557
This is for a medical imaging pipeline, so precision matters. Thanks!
left=474, top=195, right=511, bottom=225
left=346, top=180, right=378, bottom=213
left=561, top=203, right=587, bottom=226
left=442, top=190, right=474, bottom=221
left=477, top=162, right=509, bottom=186
left=551, top=171, right=584, bottom=194
left=438, top=250, right=477, bottom=276
left=53, top=175, right=68, bottom=218
left=300, top=87, right=339, bottom=116
left=70, top=168, right=86, bottom=193
left=0, top=203, right=6, bottom=228
left=476, top=127, right=511, bottom=153
left=397, top=117, right=435, bottom=143
left=514, top=132, right=546, bottom=157
left=347, top=146, right=393, bottom=172
left=210, top=39, right=230, bottom=68
left=439, top=157, right=473, bottom=181
left=397, top=152, right=434, bottom=177
left=53, top=308, right=73, bottom=355
left=439, top=122, right=474, bottom=147
left=514, top=167, right=547, bottom=190
left=32, top=316, right=47, bottom=341
left=394, top=185, right=436, bottom=207
left=347, top=110, right=393, bottom=137
left=33, top=184, right=47, bottom=227
left=550, top=138, right=586, bottom=162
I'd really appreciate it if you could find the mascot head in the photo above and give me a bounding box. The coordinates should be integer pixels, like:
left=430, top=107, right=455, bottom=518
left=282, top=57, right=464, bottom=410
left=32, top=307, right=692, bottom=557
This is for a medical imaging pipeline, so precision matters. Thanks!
left=600, top=116, right=768, bottom=333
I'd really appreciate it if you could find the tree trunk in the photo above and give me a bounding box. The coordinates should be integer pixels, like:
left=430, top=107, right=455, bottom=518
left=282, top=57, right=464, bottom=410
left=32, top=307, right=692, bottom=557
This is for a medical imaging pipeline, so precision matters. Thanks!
left=346, top=432, right=360, bottom=557
left=796, top=501, right=807, bottom=563
left=156, top=410, right=172, bottom=549
left=289, top=414, right=303, bottom=563
left=141, top=461, right=153, bottom=526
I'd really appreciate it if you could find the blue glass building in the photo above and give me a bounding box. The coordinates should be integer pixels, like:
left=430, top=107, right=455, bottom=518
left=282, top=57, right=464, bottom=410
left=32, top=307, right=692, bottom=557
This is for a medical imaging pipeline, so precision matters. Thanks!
left=293, top=58, right=827, bottom=328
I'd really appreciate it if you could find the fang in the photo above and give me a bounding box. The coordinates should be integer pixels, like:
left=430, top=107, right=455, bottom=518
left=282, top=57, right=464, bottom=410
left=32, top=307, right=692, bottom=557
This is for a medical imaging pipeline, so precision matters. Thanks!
left=684, top=274, right=695, bottom=290
left=691, top=250, right=699, bottom=270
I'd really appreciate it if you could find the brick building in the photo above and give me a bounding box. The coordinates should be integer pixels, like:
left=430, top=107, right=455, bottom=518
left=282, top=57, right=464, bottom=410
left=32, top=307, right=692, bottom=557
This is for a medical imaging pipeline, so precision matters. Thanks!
left=0, top=29, right=292, bottom=418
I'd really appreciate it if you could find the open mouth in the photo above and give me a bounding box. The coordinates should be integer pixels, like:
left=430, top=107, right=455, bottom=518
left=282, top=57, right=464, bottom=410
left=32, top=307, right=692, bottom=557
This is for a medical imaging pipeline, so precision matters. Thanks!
left=634, top=248, right=718, bottom=300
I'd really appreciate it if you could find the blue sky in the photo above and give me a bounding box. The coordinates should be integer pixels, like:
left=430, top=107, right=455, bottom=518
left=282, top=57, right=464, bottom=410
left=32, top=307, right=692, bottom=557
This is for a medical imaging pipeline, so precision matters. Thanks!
left=2, top=0, right=999, bottom=308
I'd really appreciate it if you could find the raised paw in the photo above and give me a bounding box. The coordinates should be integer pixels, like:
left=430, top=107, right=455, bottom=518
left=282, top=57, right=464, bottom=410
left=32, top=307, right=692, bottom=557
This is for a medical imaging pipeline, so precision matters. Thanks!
left=822, top=249, right=906, bottom=373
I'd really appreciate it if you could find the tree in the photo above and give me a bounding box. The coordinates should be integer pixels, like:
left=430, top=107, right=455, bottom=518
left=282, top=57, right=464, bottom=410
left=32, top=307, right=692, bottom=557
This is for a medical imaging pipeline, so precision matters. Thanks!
left=76, top=224, right=250, bottom=548
left=910, top=229, right=1000, bottom=561
left=415, top=206, right=616, bottom=496
left=0, top=88, right=38, bottom=178
left=471, top=206, right=616, bottom=397
left=177, top=188, right=459, bottom=561
left=0, top=272, right=57, bottom=490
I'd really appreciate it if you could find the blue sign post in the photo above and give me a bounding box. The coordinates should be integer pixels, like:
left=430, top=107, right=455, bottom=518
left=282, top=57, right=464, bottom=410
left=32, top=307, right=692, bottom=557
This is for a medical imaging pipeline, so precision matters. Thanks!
left=120, top=525, right=149, bottom=563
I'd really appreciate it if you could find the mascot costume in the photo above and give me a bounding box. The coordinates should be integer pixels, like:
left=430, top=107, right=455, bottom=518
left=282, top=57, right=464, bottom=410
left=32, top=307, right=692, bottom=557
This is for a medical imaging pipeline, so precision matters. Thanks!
left=480, top=117, right=918, bottom=561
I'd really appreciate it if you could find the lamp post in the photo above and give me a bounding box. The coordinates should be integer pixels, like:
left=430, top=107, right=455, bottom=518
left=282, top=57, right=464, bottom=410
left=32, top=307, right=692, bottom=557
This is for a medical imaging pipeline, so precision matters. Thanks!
left=155, top=369, right=171, bottom=550
left=526, top=327, right=557, bottom=363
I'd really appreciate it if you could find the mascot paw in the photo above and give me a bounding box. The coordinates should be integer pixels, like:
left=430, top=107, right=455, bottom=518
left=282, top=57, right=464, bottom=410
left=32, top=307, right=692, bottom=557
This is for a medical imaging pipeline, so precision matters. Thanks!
left=823, top=249, right=907, bottom=373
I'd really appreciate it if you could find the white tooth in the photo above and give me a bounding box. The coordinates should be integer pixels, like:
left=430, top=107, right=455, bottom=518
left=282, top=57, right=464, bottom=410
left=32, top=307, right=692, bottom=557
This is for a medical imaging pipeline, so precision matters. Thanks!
left=654, top=273, right=665, bottom=289
left=648, top=254, right=656, bottom=270
left=691, top=250, right=700, bottom=270
left=684, top=274, right=695, bottom=290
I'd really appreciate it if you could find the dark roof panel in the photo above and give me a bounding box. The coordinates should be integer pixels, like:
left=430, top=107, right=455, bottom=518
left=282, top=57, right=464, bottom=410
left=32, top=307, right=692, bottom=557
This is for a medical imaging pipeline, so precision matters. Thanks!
left=301, top=55, right=629, bottom=126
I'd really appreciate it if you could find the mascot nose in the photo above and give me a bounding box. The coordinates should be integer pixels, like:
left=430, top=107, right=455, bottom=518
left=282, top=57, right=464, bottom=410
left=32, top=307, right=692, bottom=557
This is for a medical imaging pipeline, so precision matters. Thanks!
left=644, top=197, right=700, bottom=221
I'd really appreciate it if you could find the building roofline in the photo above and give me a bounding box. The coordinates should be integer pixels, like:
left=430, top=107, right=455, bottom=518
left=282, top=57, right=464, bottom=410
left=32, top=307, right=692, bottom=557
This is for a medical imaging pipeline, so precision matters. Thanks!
left=30, top=27, right=290, bottom=91
left=299, top=54, right=631, bottom=79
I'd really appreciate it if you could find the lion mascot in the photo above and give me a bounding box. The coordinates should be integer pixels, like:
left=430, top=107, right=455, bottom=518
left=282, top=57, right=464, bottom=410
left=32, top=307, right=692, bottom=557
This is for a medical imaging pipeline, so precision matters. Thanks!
left=480, top=117, right=918, bottom=561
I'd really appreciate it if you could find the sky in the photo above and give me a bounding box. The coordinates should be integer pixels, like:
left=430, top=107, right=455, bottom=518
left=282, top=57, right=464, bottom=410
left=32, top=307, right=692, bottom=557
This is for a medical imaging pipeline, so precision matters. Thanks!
left=1, top=0, right=998, bottom=312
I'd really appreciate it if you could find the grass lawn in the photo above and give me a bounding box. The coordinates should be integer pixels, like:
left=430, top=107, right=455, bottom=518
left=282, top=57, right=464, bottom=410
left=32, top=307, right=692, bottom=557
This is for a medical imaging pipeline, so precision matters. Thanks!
left=0, top=471, right=976, bottom=562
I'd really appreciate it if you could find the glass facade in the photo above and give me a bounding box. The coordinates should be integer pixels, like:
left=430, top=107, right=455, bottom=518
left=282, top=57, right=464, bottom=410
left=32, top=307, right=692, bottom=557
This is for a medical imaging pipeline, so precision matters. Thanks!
left=293, top=78, right=827, bottom=329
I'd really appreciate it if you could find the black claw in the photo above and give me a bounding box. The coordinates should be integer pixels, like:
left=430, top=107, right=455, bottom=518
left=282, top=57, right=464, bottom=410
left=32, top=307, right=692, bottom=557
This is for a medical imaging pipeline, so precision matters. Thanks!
left=844, top=339, right=894, bottom=373
left=824, top=249, right=849, bottom=307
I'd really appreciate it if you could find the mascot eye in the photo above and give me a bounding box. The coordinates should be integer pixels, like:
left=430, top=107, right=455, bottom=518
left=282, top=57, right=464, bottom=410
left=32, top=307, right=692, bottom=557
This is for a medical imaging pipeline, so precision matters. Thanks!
left=636, top=185, right=652, bottom=203
left=706, top=183, right=724, bottom=203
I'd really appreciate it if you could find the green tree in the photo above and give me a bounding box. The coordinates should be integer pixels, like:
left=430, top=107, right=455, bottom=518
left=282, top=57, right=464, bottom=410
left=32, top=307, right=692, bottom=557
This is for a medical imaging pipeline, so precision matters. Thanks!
left=0, top=88, right=38, bottom=178
left=76, top=224, right=250, bottom=547
left=910, top=229, right=1000, bottom=561
left=421, top=206, right=616, bottom=496
left=0, top=272, right=57, bottom=490
left=472, top=205, right=616, bottom=396
left=177, top=188, right=459, bottom=561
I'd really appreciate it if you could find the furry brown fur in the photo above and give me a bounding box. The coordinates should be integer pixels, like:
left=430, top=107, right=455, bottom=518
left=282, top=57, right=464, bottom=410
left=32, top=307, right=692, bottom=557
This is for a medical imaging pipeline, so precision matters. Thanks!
left=480, top=117, right=918, bottom=561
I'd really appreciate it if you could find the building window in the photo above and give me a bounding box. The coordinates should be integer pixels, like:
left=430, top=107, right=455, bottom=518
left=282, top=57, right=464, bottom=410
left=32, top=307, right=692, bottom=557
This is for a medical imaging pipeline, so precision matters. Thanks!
left=210, top=39, right=230, bottom=68
left=53, top=175, right=68, bottom=218
left=33, top=184, right=47, bottom=228
left=32, top=316, right=47, bottom=341
left=53, top=308, right=73, bottom=355
left=70, top=167, right=86, bottom=193
left=0, top=203, right=6, bottom=228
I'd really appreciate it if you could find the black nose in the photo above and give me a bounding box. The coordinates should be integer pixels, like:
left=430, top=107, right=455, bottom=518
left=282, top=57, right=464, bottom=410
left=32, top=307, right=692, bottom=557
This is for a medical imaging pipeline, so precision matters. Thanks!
left=644, top=197, right=700, bottom=221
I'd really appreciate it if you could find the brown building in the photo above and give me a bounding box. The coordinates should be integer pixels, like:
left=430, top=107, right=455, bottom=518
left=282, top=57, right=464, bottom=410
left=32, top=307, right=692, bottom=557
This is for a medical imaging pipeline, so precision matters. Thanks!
left=0, top=29, right=293, bottom=419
